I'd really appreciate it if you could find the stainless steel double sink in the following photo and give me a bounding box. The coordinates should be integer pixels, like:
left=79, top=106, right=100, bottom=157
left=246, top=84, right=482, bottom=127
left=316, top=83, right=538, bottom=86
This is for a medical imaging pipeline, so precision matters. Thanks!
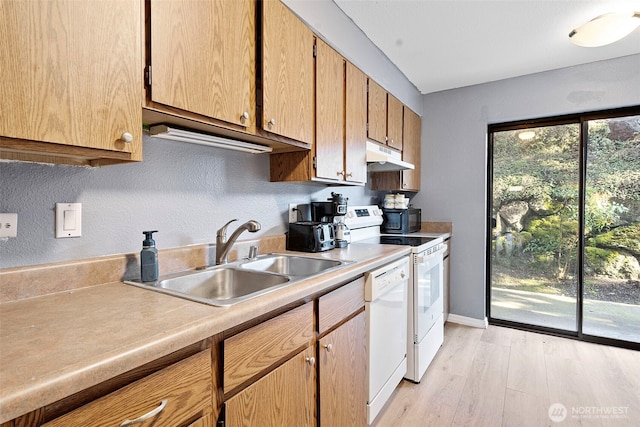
left=125, top=254, right=352, bottom=307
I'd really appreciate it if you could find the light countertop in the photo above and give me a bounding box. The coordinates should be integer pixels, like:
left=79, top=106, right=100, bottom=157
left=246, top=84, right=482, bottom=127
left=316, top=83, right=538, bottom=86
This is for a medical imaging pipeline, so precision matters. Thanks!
left=0, top=243, right=411, bottom=423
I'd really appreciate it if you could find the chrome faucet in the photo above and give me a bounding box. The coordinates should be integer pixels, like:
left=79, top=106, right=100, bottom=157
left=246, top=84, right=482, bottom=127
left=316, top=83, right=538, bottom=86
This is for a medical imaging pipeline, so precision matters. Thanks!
left=216, top=219, right=261, bottom=264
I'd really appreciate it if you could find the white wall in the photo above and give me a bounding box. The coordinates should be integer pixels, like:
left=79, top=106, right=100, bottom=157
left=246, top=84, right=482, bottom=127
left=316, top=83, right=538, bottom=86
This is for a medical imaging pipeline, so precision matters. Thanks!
left=412, top=54, right=640, bottom=321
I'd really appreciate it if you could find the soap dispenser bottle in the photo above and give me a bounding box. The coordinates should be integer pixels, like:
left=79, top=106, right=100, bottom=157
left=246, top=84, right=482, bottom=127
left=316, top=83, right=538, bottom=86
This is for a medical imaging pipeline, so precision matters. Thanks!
left=140, top=230, right=159, bottom=282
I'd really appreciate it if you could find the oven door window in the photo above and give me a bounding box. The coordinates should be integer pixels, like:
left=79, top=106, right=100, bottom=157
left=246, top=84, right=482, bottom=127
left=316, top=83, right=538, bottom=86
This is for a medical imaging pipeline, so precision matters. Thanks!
left=414, top=253, right=444, bottom=343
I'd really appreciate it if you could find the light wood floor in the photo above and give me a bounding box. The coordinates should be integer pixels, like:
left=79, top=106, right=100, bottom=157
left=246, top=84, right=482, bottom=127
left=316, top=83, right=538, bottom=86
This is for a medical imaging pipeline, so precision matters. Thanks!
left=372, top=323, right=640, bottom=427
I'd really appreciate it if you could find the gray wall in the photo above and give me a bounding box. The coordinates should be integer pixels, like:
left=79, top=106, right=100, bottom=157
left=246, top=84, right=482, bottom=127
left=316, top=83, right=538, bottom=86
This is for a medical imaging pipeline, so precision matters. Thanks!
left=412, top=54, right=640, bottom=321
left=0, top=139, right=382, bottom=268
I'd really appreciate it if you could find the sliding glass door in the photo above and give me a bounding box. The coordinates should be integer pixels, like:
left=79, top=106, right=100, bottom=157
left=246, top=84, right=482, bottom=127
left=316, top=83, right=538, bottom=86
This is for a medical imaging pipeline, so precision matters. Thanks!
left=488, top=109, right=640, bottom=347
left=582, top=115, right=640, bottom=342
left=489, top=122, right=581, bottom=331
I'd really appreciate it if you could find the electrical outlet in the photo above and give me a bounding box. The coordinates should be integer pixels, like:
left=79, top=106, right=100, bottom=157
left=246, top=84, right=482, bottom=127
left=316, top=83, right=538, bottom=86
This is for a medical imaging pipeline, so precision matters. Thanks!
left=0, top=213, right=18, bottom=238
left=288, top=203, right=298, bottom=223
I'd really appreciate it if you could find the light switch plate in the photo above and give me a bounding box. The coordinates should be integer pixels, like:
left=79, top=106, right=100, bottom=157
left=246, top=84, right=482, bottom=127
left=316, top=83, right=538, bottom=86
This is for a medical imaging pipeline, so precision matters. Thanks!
left=288, top=203, right=298, bottom=223
left=0, top=213, right=18, bottom=238
left=56, top=203, right=82, bottom=238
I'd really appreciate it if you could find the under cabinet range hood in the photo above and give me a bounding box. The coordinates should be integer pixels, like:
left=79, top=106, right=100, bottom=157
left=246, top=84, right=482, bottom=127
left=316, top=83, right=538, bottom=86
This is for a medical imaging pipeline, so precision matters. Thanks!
left=366, top=141, right=415, bottom=172
left=149, top=125, right=273, bottom=154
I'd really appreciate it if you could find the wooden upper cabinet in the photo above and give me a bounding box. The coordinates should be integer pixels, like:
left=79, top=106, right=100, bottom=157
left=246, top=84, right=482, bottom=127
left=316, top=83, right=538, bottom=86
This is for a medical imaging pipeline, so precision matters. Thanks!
left=149, top=0, right=255, bottom=130
left=387, top=94, right=403, bottom=150
left=367, top=79, right=387, bottom=144
left=369, top=106, right=421, bottom=191
left=345, top=63, right=368, bottom=184
left=261, top=0, right=314, bottom=144
left=315, top=39, right=345, bottom=181
left=401, top=106, right=421, bottom=190
left=270, top=56, right=369, bottom=185
left=0, top=0, right=142, bottom=165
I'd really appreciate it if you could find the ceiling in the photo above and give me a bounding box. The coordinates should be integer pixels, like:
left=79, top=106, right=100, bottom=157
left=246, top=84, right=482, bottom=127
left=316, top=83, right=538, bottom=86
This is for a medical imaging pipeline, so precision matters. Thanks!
left=334, top=0, right=640, bottom=94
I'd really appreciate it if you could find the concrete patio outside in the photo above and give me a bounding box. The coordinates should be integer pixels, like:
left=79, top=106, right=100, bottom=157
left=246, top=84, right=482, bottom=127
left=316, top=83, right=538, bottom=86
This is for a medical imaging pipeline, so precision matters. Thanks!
left=491, top=287, right=640, bottom=343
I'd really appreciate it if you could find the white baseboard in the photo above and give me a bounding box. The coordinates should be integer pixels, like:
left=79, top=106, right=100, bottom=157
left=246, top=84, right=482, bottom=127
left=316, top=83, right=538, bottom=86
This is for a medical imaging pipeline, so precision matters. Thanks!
left=446, top=314, right=488, bottom=329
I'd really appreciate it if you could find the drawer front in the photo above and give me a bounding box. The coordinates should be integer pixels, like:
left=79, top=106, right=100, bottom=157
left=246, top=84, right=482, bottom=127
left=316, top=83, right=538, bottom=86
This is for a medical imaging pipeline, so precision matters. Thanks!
left=318, top=277, right=365, bottom=334
left=44, top=351, right=211, bottom=427
left=224, top=302, right=314, bottom=394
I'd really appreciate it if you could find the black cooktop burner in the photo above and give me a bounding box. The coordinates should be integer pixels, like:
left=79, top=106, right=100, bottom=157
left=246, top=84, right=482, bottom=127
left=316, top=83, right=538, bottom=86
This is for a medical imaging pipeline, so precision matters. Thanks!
left=377, top=235, right=438, bottom=247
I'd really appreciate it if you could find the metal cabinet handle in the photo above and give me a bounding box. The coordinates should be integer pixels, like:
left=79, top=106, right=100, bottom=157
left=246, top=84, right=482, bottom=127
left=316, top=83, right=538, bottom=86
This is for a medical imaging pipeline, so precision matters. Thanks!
left=268, top=118, right=276, bottom=128
left=306, top=356, right=316, bottom=366
left=346, top=172, right=353, bottom=178
left=323, top=343, right=333, bottom=352
left=120, top=399, right=168, bottom=427
left=242, top=111, right=250, bottom=120
left=120, top=132, right=133, bottom=143
left=337, top=171, right=345, bottom=177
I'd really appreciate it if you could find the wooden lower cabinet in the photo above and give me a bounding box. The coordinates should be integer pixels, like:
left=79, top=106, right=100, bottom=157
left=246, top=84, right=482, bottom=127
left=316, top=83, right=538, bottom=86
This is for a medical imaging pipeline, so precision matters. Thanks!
left=43, top=351, right=212, bottom=427
left=222, top=278, right=367, bottom=426
left=225, top=346, right=316, bottom=427
left=318, top=312, right=367, bottom=426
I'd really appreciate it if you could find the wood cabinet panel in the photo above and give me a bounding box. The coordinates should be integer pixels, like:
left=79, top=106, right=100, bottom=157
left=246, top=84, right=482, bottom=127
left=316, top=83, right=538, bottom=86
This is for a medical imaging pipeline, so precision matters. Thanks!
left=225, top=346, right=316, bottom=427
left=345, top=63, right=368, bottom=184
left=370, top=106, right=421, bottom=191
left=224, top=302, right=314, bottom=393
left=367, top=79, right=387, bottom=144
left=315, top=39, right=345, bottom=180
left=262, top=0, right=314, bottom=144
left=401, top=106, right=421, bottom=190
left=0, top=0, right=142, bottom=160
left=150, top=0, right=255, bottom=130
left=188, top=414, right=213, bottom=427
left=319, top=312, right=367, bottom=427
left=42, top=351, right=211, bottom=427
left=318, top=277, right=365, bottom=335
left=387, top=94, right=403, bottom=150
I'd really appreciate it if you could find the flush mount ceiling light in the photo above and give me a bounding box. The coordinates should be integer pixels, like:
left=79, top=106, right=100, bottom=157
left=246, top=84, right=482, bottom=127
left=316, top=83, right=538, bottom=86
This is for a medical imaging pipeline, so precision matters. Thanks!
left=517, top=130, right=536, bottom=141
left=569, top=11, right=640, bottom=47
left=149, top=125, right=272, bottom=154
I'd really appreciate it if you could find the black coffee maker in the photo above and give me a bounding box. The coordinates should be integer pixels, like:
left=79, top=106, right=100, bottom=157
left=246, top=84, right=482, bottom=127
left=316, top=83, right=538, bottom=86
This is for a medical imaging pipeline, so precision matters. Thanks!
left=310, top=192, right=348, bottom=222
left=295, top=192, right=349, bottom=248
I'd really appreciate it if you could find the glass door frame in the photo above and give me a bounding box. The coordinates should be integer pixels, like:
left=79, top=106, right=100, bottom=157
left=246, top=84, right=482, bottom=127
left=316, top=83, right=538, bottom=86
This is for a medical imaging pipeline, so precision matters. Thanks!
left=486, top=105, right=640, bottom=351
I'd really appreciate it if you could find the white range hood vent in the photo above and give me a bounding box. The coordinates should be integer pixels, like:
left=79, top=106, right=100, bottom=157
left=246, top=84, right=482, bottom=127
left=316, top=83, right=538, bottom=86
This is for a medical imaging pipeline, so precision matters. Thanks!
left=149, top=125, right=273, bottom=154
left=366, top=140, right=414, bottom=172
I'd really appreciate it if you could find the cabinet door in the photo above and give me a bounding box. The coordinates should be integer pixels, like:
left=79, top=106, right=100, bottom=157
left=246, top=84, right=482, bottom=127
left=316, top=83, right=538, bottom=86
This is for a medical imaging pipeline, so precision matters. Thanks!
left=401, top=106, right=421, bottom=190
left=43, top=351, right=211, bottom=427
left=1, top=0, right=141, bottom=155
left=315, top=39, right=345, bottom=181
left=387, top=94, right=403, bottom=150
left=225, top=347, right=316, bottom=427
left=367, top=79, right=387, bottom=144
left=345, top=63, right=368, bottom=184
left=150, top=0, right=255, bottom=129
left=262, top=0, right=314, bottom=144
left=319, top=312, right=367, bottom=427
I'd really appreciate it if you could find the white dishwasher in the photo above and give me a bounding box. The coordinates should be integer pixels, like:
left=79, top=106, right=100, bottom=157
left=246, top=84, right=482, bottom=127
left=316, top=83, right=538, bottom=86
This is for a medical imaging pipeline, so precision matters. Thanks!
left=365, top=256, right=409, bottom=425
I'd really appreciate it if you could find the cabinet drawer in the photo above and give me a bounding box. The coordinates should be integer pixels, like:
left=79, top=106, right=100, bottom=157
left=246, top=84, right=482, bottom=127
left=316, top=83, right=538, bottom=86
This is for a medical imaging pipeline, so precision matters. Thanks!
left=43, top=351, right=211, bottom=427
left=318, top=277, right=365, bottom=334
left=224, top=302, right=314, bottom=394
